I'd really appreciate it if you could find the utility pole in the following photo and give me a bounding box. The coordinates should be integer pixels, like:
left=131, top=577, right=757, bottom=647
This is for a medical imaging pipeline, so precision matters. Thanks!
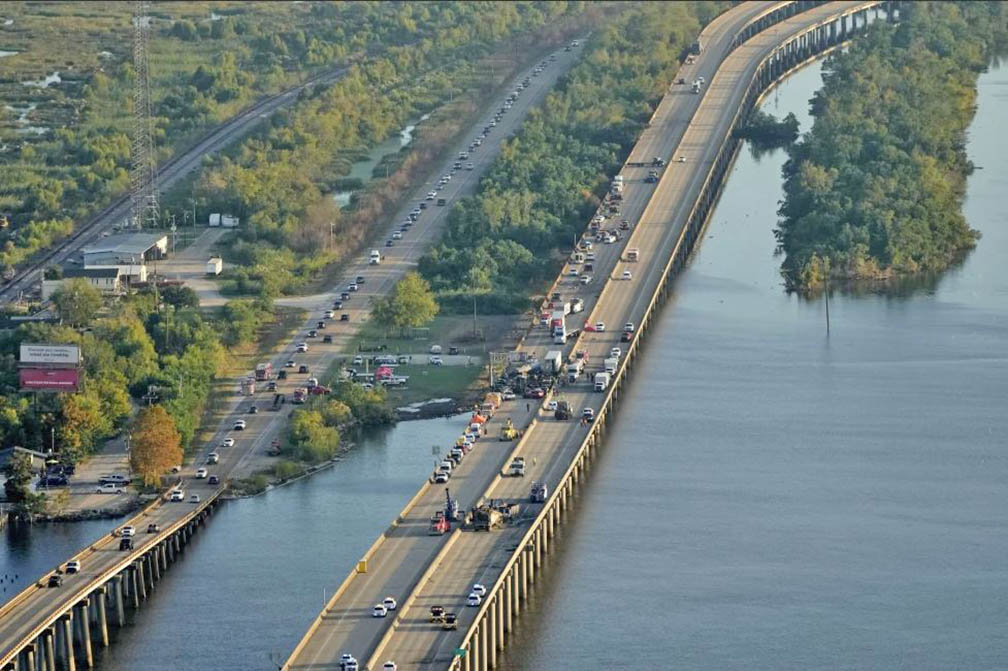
left=130, top=0, right=159, bottom=229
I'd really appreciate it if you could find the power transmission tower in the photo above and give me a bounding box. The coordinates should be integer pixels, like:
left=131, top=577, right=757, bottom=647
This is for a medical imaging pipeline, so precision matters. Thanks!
left=130, top=0, right=159, bottom=230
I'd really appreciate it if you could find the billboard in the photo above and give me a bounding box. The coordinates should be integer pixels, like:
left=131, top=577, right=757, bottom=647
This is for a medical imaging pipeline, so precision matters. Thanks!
left=19, top=368, right=81, bottom=392
left=19, top=344, right=81, bottom=367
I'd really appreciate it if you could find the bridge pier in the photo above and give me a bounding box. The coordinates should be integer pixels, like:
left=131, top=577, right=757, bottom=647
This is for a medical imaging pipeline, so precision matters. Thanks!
left=487, top=600, right=497, bottom=668
left=521, top=550, right=529, bottom=601
left=60, top=613, right=75, bottom=671
left=478, top=622, right=487, bottom=671
left=135, top=561, right=147, bottom=601
left=23, top=644, right=35, bottom=671
left=75, top=601, right=93, bottom=668
left=497, top=589, right=505, bottom=649
left=42, top=629, right=55, bottom=671
left=112, top=575, right=125, bottom=626
left=94, top=587, right=109, bottom=647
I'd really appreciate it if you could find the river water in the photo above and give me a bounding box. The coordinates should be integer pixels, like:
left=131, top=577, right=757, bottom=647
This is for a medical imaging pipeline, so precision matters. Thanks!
left=3, top=55, right=1006, bottom=671
left=501, top=59, right=1008, bottom=670
left=2, top=415, right=470, bottom=670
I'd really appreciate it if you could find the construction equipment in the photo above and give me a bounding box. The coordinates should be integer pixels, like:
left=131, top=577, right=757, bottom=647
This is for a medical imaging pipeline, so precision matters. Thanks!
left=499, top=418, right=519, bottom=441
left=444, top=487, right=460, bottom=522
left=473, top=499, right=520, bottom=530
left=428, top=511, right=449, bottom=536
left=554, top=400, right=573, bottom=420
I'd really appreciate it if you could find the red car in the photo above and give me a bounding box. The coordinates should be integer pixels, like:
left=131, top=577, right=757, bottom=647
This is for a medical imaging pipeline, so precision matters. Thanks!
left=584, top=324, right=597, bottom=332
left=621, top=331, right=632, bottom=342
left=524, top=388, right=546, bottom=399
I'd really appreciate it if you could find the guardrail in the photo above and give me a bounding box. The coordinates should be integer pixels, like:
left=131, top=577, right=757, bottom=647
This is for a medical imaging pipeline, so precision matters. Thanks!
left=0, top=486, right=224, bottom=667
left=448, top=2, right=889, bottom=669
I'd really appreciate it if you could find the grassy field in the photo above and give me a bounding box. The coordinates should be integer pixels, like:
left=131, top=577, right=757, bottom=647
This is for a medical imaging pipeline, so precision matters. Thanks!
left=383, top=362, right=487, bottom=407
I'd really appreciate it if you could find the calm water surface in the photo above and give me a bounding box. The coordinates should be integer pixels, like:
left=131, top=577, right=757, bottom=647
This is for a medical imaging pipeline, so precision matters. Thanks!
left=502, top=59, right=1008, bottom=670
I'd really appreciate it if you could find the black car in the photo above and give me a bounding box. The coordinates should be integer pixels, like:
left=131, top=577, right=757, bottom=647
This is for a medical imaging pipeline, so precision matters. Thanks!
left=323, top=335, right=333, bottom=343
left=267, top=381, right=277, bottom=391
left=308, top=329, right=318, bottom=338
left=298, top=364, right=309, bottom=374
left=437, top=198, right=446, bottom=206
left=409, top=212, right=418, bottom=222
left=356, top=275, right=365, bottom=284
left=340, top=292, right=350, bottom=301
left=48, top=575, right=63, bottom=587
left=448, top=346, right=460, bottom=355
left=340, top=314, right=349, bottom=322
left=208, top=475, right=220, bottom=485
left=147, top=523, right=160, bottom=533
left=386, top=239, right=394, bottom=247
left=119, top=538, right=134, bottom=551
left=419, top=202, right=427, bottom=210
left=621, top=331, right=632, bottom=342
left=278, top=370, right=287, bottom=380
left=249, top=405, right=259, bottom=414
left=333, top=300, right=343, bottom=310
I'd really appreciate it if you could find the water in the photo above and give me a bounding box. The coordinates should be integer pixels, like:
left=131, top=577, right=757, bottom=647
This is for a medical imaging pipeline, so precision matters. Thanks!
left=0, top=50, right=17, bottom=59
left=331, top=113, right=429, bottom=208
left=502, top=59, right=1008, bottom=670
left=2, top=414, right=470, bottom=670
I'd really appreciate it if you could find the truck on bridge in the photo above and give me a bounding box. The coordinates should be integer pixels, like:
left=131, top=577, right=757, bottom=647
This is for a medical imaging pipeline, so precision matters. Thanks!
left=594, top=371, right=611, bottom=392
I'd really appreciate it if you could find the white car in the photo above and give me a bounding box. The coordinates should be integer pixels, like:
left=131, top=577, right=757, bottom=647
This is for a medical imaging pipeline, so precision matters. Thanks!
left=610, top=347, right=622, bottom=359
left=372, top=604, right=388, bottom=618
left=348, top=283, right=358, bottom=292
left=580, top=274, right=592, bottom=285
left=392, top=231, right=402, bottom=240
left=96, top=483, right=123, bottom=494
left=426, top=191, right=436, bottom=200
left=285, top=360, right=296, bottom=368
left=382, top=663, right=397, bottom=671
left=595, top=322, right=606, bottom=332
left=352, top=355, right=364, bottom=365
left=65, top=560, right=81, bottom=574
left=621, top=270, right=633, bottom=280
left=583, top=408, right=595, bottom=421
left=195, top=468, right=208, bottom=479
left=340, top=654, right=357, bottom=671
left=222, top=437, right=235, bottom=448
left=233, top=420, right=247, bottom=431
left=429, top=356, right=443, bottom=366
left=466, top=162, right=474, bottom=170
left=501, top=390, right=516, bottom=401
left=467, top=592, right=482, bottom=607
left=677, top=155, right=687, bottom=163
left=545, top=400, right=558, bottom=411
left=434, top=471, right=449, bottom=484
left=624, top=322, right=635, bottom=333
left=325, top=310, right=335, bottom=319
left=190, top=494, right=200, bottom=503
left=296, top=342, right=309, bottom=353
left=119, top=525, right=136, bottom=537
left=169, top=490, right=184, bottom=502
left=383, top=596, right=398, bottom=611
left=586, top=252, right=596, bottom=262
left=206, top=452, right=220, bottom=464
left=471, top=583, right=487, bottom=597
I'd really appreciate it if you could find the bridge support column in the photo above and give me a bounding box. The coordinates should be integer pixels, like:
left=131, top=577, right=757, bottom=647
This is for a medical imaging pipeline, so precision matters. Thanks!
left=60, top=614, right=75, bottom=671
left=496, top=590, right=505, bottom=650
left=521, top=552, right=529, bottom=601
left=534, top=528, right=542, bottom=570
left=462, top=642, right=471, bottom=671
left=160, top=542, right=168, bottom=571
left=505, top=571, right=514, bottom=633
left=488, top=602, right=497, bottom=668
left=42, top=629, right=55, bottom=671
left=135, top=561, right=147, bottom=601
left=113, top=575, right=125, bottom=626
left=95, top=588, right=109, bottom=647
left=149, top=551, right=160, bottom=583
left=75, top=601, right=93, bottom=668
left=479, top=621, right=488, bottom=671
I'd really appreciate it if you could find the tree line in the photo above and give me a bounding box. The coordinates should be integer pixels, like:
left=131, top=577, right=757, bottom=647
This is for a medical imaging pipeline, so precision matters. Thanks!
left=418, top=1, right=724, bottom=313
left=775, top=1, right=1008, bottom=292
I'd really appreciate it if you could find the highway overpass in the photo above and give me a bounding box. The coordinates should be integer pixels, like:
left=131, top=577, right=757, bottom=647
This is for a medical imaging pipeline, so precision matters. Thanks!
left=282, top=2, right=894, bottom=671
left=0, top=40, right=587, bottom=671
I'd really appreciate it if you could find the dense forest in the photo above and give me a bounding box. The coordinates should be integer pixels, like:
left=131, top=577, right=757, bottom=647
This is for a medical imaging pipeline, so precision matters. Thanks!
left=418, top=1, right=726, bottom=312
left=0, top=1, right=585, bottom=280
left=190, top=2, right=593, bottom=298
left=775, top=1, right=1008, bottom=292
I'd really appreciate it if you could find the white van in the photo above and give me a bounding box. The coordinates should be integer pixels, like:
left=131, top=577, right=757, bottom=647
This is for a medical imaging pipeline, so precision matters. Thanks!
left=369, top=250, right=381, bottom=265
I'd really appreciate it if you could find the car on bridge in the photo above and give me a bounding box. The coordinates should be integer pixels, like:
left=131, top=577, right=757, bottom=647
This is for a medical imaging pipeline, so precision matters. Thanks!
left=372, top=604, right=388, bottom=618
left=119, top=525, right=135, bottom=537
left=467, top=592, right=482, bottom=607
left=382, top=662, right=397, bottom=671
left=383, top=596, right=398, bottom=611
left=233, top=419, right=246, bottom=431
left=339, top=653, right=358, bottom=671
left=443, top=612, right=458, bottom=630
left=582, top=408, right=595, bottom=422
left=147, top=523, right=159, bottom=533
left=196, top=468, right=208, bottom=479
left=65, top=560, right=81, bottom=574
left=472, top=583, right=487, bottom=597
left=169, top=490, right=184, bottom=502
left=222, top=437, right=235, bottom=448
left=47, top=575, right=63, bottom=588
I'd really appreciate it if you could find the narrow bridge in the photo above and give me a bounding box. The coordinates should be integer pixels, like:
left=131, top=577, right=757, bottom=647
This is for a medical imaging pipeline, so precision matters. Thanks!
left=281, top=2, right=894, bottom=670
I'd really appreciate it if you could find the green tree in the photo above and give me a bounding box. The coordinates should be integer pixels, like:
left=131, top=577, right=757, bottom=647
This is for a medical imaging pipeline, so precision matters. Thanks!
left=371, top=272, right=439, bottom=329
left=3, top=451, right=34, bottom=503
left=52, top=278, right=103, bottom=327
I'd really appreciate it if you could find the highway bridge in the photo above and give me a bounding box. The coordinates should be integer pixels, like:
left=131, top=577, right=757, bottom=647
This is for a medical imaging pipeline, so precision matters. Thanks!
left=282, top=2, right=894, bottom=671
left=0, top=41, right=587, bottom=671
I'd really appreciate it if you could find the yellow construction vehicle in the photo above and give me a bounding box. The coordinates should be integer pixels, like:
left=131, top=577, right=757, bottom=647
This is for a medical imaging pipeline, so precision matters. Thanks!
left=499, top=418, right=519, bottom=441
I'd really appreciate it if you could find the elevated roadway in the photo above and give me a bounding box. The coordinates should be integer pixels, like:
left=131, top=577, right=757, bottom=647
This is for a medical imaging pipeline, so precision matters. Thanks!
left=0, top=40, right=585, bottom=671
left=283, top=2, right=844, bottom=669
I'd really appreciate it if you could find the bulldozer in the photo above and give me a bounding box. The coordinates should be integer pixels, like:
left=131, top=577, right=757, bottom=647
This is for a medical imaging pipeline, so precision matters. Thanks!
left=499, top=418, right=519, bottom=441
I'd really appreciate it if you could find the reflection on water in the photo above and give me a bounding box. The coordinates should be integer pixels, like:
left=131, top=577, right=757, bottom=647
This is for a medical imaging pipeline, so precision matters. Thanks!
left=503, top=58, right=1008, bottom=671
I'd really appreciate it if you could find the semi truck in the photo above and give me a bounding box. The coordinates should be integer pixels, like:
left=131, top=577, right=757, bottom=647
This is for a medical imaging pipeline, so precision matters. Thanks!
left=567, top=359, right=584, bottom=383
left=544, top=350, right=563, bottom=375
left=594, top=371, right=611, bottom=392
